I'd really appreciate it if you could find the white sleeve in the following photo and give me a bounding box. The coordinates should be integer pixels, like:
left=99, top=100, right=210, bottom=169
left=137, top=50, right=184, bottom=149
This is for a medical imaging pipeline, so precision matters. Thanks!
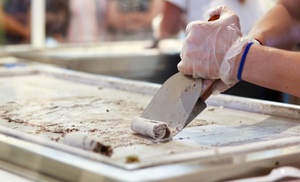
left=166, top=0, right=187, bottom=11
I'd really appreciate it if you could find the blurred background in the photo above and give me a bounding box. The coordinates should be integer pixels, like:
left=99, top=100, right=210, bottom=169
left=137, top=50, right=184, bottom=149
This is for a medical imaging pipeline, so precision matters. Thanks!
left=0, top=0, right=276, bottom=45
left=1, top=0, right=298, bottom=104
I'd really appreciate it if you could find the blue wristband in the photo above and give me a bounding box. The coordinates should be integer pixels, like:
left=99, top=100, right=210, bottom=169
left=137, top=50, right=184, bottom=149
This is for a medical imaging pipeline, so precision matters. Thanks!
left=237, top=42, right=254, bottom=81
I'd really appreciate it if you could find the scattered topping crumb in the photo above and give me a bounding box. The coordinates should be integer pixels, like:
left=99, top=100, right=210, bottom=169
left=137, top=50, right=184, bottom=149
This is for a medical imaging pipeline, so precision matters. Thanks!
left=126, top=155, right=140, bottom=163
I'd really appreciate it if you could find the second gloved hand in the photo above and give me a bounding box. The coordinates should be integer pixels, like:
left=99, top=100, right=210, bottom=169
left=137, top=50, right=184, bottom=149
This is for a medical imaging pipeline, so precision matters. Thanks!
left=178, top=5, right=258, bottom=93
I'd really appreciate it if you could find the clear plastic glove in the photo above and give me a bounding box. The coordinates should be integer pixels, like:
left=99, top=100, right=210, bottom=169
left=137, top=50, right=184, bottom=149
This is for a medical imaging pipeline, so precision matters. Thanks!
left=178, top=5, right=258, bottom=93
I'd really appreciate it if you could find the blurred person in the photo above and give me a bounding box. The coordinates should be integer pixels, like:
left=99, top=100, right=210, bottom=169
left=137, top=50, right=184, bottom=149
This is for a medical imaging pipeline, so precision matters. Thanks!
left=106, top=0, right=163, bottom=41
left=67, top=0, right=107, bottom=43
left=45, top=0, right=70, bottom=46
left=0, top=0, right=31, bottom=44
left=0, top=0, right=70, bottom=46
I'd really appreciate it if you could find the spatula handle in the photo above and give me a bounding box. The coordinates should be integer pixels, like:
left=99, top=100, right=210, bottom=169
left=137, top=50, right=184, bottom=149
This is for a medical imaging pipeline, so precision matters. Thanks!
left=200, top=80, right=215, bottom=101
left=208, top=15, right=220, bottom=21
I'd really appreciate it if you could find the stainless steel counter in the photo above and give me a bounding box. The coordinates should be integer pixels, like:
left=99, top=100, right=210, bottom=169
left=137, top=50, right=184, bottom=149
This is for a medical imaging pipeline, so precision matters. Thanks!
left=11, top=40, right=182, bottom=84
left=0, top=64, right=300, bottom=181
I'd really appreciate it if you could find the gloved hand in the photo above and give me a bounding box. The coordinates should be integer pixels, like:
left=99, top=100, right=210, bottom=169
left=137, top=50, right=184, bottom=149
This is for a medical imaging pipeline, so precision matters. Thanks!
left=178, top=5, right=258, bottom=94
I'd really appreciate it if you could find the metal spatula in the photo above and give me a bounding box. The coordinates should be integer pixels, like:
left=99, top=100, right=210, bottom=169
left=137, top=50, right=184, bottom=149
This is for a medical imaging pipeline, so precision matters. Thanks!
left=138, top=73, right=214, bottom=140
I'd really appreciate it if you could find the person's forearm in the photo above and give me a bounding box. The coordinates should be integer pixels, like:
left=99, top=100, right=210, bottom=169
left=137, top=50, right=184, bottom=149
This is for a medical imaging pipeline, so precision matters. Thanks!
left=249, top=0, right=300, bottom=50
left=242, top=45, right=300, bottom=97
left=0, top=10, right=30, bottom=38
left=106, top=0, right=123, bottom=30
left=159, top=2, right=183, bottom=39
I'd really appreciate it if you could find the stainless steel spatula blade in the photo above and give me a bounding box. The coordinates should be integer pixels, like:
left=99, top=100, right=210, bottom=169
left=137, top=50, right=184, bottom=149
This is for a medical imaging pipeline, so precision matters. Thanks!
left=141, top=72, right=206, bottom=137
